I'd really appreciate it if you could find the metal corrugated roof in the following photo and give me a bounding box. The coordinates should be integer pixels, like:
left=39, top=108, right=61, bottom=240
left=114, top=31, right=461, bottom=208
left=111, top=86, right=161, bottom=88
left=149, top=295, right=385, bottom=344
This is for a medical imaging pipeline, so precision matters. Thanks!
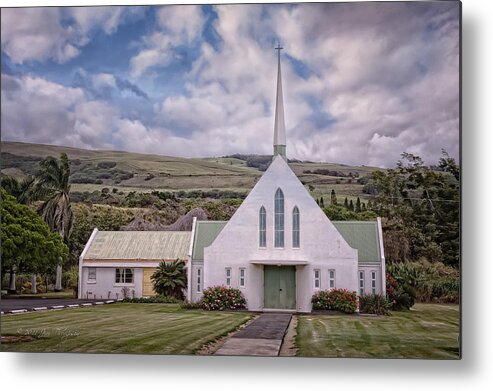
left=191, top=220, right=381, bottom=263
left=192, top=221, right=227, bottom=260
left=84, top=231, right=191, bottom=260
left=332, top=221, right=381, bottom=263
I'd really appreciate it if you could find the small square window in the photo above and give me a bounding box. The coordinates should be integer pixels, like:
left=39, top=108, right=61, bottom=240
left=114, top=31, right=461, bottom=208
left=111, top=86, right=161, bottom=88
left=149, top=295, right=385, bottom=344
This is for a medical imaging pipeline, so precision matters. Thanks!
left=88, top=267, right=96, bottom=282
left=115, top=268, right=134, bottom=284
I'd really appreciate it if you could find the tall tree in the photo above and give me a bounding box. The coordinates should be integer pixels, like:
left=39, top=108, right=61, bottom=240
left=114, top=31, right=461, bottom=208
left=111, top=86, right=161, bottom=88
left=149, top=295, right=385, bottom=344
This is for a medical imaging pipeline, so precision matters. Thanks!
left=36, top=153, right=74, bottom=291
left=320, top=196, right=325, bottom=208
left=1, top=190, right=68, bottom=293
left=369, top=150, right=459, bottom=266
left=1, top=175, right=38, bottom=205
left=355, top=197, right=361, bottom=213
left=348, top=199, right=354, bottom=211
left=330, top=189, right=337, bottom=205
left=2, top=175, right=44, bottom=290
left=344, top=197, right=349, bottom=209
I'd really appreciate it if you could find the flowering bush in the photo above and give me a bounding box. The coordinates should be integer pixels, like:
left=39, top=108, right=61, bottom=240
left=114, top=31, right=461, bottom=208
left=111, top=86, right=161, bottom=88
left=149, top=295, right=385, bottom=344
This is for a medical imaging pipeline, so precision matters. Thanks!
left=202, top=286, right=246, bottom=311
left=311, top=289, right=357, bottom=313
left=386, top=273, right=414, bottom=310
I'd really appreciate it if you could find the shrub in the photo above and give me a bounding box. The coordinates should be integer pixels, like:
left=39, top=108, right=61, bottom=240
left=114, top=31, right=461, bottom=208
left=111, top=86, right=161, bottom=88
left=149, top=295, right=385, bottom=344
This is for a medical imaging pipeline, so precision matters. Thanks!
left=97, top=161, right=117, bottom=169
left=386, top=261, right=458, bottom=304
left=359, top=294, right=391, bottom=315
left=386, top=273, right=415, bottom=310
left=202, top=286, right=246, bottom=311
left=122, top=295, right=180, bottom=303
left=311, top=289, right=357, bottom=313
left=180, top=300, right=203, bottom=310
left=151, top=260, right=187, bottom=300
left=62, top=266, right=79, bottom=296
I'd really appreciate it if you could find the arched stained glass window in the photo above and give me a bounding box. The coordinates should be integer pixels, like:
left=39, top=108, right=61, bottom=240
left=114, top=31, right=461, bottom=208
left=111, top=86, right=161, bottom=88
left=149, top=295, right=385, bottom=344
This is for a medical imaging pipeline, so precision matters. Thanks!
left=259, top=206, right=266, bottom=247
left=292, top=206, right=300, bottom=248
left=274, top=188, right=284, bottom=247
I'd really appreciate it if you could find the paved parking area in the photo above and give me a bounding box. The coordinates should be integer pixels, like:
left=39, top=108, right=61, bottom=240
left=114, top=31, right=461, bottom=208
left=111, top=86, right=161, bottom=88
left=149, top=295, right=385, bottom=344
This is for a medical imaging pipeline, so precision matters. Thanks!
left=0, top=298, right=113, bottom=313
left=215, top=313, right=292, bottom=356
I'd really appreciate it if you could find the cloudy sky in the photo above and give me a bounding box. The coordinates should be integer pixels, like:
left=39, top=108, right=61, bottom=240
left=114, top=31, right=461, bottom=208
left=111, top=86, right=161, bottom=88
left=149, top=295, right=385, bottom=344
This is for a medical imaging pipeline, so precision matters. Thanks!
left=1, top=2, right=460, bottom=167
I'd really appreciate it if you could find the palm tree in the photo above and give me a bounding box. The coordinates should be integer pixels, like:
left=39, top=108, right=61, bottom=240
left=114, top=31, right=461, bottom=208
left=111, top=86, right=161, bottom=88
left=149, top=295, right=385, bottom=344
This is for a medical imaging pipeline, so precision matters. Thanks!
left=151, top=261, right=187, bottom=299
left=1, top=175, right=37, bottom=204
left=36, top=153, right=74, bottom=291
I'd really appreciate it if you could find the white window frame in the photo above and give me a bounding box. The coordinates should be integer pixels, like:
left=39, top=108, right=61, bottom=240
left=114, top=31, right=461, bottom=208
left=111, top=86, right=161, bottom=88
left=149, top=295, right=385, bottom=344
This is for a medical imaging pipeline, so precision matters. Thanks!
left=225, top=267, right=232, bottom=287
left=371, top=270, right=377, bottom=294
left=359, top=270, right=365, bottom=295
left=259, top=206, right=266, bottom=248
left=87, top=267, right=97, bottom=283
left=239, top=268, right=246, bottom=288
left=196, top=267, right=202, bottom=293
left=274, top=188, right=284, bottom=248
left=329, top=269, right=335, bottom=290
left=314, top=269, right=321, bottom=289
left=115, top=268, right=134, bottom=285
left=292, top=206, right=300, bottom=248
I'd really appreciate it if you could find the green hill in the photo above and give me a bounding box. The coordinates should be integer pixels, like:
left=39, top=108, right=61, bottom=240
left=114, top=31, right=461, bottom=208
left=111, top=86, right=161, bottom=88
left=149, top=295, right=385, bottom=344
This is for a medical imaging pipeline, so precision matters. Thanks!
left=0, top=141, right=382, bottom=202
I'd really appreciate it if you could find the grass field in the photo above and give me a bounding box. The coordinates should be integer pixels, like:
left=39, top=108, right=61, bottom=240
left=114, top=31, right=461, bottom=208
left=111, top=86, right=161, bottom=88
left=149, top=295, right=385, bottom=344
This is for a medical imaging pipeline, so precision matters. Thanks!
left=1, top=303, right=253, bottom=354
left=295, top=303, right=460, bottom=359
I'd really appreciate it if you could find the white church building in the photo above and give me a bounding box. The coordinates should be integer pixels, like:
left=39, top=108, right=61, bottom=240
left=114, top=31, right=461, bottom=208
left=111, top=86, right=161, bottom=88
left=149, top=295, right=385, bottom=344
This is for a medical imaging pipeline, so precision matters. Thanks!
left=79, top=48, right=385, bottom=312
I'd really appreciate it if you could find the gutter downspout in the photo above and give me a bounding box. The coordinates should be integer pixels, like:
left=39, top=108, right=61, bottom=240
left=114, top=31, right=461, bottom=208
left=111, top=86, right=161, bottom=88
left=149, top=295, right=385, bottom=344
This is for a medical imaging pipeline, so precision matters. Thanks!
left=187, top=217, right=198, bottom=302
left=377, top=217, right=386, bottom=297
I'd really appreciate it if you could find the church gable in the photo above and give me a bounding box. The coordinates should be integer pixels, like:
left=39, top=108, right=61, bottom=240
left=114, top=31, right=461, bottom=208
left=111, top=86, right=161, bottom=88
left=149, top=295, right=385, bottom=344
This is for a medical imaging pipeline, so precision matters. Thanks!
left=205, top=155, right=357, bottom=262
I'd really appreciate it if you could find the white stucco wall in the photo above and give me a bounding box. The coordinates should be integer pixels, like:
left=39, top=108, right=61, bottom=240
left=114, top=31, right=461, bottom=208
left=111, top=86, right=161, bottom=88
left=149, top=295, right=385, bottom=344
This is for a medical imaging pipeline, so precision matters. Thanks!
left=203, top=156, right=359, bottom=312
left=357, top=265, right=383, bottom=295
left=80, top=266, right=143, bottom=300
left=190, top=261, right=204, bottom=303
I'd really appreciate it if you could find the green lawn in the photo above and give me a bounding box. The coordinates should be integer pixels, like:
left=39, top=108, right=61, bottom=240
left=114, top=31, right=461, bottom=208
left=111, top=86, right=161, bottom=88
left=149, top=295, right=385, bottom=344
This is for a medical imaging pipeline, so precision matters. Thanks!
left=296, top=303, right=460, bottom=359
left=1, top=303, right=253, bottom=354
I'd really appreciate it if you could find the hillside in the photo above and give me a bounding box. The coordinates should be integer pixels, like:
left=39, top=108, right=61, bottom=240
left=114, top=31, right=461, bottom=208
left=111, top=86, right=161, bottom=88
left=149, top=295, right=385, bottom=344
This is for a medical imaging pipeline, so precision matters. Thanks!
left=0, top=141, right=382, bottom=202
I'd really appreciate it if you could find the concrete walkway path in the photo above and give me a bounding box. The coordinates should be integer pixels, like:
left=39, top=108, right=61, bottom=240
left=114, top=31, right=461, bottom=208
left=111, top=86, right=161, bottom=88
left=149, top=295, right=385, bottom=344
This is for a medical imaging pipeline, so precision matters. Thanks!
left=214, top=313, right=292, bottom=356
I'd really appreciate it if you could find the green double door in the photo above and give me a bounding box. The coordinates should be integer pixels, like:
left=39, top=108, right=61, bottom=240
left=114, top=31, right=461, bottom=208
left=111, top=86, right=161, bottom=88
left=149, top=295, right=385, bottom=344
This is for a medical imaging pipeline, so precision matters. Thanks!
left=264, top=266, right=296, bottom=309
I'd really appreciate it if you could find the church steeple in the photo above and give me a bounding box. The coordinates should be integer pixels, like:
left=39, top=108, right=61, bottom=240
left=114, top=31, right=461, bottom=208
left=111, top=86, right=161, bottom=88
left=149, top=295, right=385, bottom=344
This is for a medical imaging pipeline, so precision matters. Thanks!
left=273, top=43, right=286, bottom=160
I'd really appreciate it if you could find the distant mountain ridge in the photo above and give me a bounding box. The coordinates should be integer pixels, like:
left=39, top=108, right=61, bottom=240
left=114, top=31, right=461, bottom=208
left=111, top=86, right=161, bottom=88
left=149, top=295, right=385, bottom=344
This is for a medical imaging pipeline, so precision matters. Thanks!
left=0, top=141, right=381, bottom=199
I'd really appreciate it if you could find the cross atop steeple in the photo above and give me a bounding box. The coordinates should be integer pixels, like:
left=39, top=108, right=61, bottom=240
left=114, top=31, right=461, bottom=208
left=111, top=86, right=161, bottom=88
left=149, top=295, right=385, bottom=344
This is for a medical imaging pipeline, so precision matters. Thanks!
left=273, top=43, right=286, bottom=160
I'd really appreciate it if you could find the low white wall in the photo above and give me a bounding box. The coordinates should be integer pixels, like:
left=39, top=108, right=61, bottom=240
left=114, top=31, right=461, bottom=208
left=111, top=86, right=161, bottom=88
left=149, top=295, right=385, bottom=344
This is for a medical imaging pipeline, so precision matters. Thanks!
left=80, top=267, right=143, bottom=300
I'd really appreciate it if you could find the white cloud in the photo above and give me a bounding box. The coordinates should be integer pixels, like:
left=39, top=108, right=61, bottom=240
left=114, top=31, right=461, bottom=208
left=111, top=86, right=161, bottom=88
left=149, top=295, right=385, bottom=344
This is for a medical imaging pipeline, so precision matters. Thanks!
left=1, top=8, right=78, bottom=64
left=130, top=34, right=174, bottom=77
left=1, top=73, right=116, bottom=150
left=68, top=6, right=125, bottom=35
left=129, top=5, right=205, bottom=77
left=1, top=6, right=134, bottom=64
left=1, top=3, right=459, bottom=168
left=157, top=5, right=205, bottom=44
left=156, top=2, right=459, bottom=167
